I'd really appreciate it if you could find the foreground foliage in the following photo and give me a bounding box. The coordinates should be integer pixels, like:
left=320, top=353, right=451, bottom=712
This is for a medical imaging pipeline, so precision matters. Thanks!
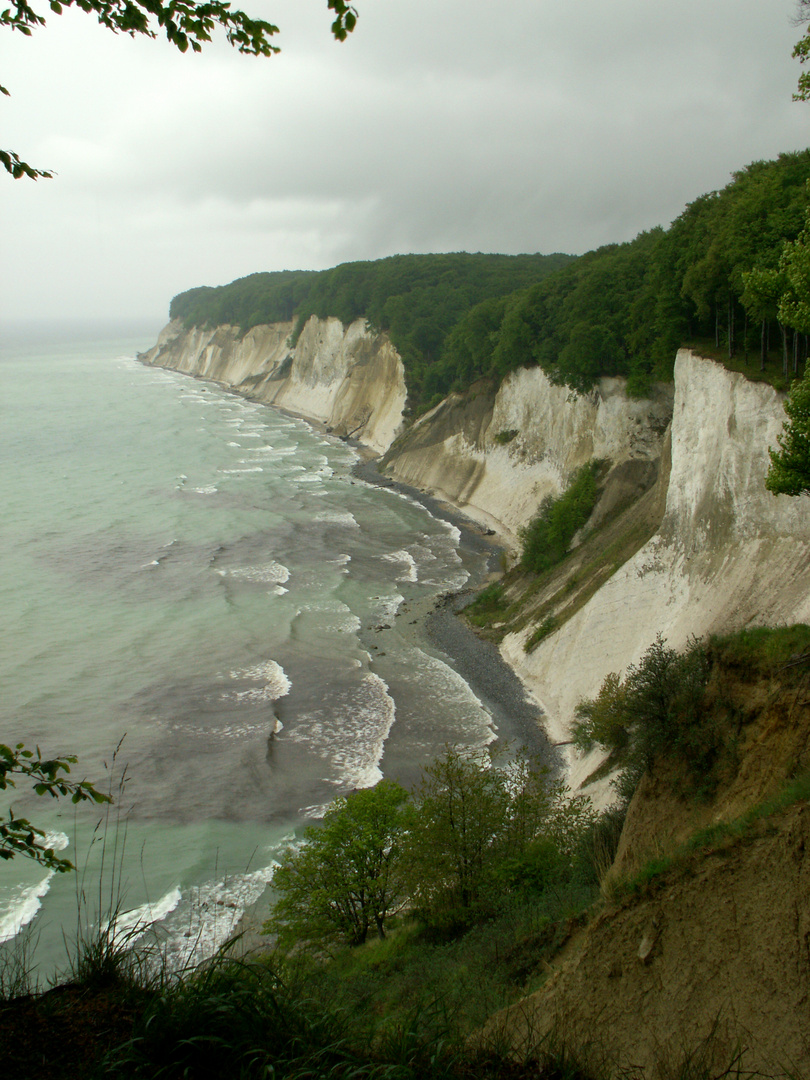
left=265, top=747, right=597, bottom=950
left=0, top=742, right=110, bottom=870
left=5, top=629, right=809, bottom=1077
left=3, top=1, right=359, bottom=179
left=267, top=780, right=412, bottom=949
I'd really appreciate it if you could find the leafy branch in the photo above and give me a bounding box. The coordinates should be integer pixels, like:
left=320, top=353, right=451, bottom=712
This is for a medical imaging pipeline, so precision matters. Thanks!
left=1, top=0, right=358, bottom=178
left=0, top=741, right=111, bottom=871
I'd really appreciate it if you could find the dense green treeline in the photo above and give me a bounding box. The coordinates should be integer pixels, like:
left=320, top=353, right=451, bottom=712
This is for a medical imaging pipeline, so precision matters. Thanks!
left=168, top=150, right=810, bottom=408
left=169, top=252, right=574, bottom=403
left=432, top=150, right=810, bottom=399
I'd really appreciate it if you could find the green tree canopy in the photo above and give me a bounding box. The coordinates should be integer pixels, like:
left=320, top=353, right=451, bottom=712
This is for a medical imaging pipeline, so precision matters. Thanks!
left=265, top=779, right=412, bottom=949
left=403, top=747, right=591, bottom=931
left=2, top=0, right=358, bottom=178
left=766, top=366, right=810, bottom=496
left=573, top=636, right=711, bottom=800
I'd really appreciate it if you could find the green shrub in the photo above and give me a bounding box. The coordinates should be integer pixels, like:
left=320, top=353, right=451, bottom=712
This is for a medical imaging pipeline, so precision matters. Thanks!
left=525, top=615, right=558, bottom=652
left=465, top=581, right=508, bottom=626
left=494, top=428, right=519, bottom=445
left=709, top=623, right=810, bottom=672
left=573, top=636, right=711, bottom=802
left=519, top=463, right=600, bottom=575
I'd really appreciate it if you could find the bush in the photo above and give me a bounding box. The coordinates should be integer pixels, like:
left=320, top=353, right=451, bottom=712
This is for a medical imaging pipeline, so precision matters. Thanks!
left=573, top=636, right=711, bottom=801
left=403, top=748, right=595, bottom=932
left=519, top=463, right=600, bottom=574
left=265, top=780, right=413, bottom=950
left=465, top=582, right=508, bottom=626
left=494, top=428, right=519, bottom=445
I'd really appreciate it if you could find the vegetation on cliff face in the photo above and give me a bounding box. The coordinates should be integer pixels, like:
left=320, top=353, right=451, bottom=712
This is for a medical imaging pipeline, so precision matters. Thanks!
left=518, top=463, right=602, bottom=576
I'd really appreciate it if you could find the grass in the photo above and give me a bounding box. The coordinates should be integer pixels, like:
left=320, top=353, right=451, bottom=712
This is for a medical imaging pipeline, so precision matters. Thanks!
left=611, top=767, right=810, bottom=902
left=709, top=624, right=810, bottom=673
left=465, top=581, right=509, bottom=627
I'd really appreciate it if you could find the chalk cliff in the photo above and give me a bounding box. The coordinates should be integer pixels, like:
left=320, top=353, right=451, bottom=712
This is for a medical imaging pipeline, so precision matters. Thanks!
left=141, top=322, right=810, bottom=801
left=500, top=350, right=810, bottom=798
left=139, top=316, right=407, bottom=457
left=381, top=366, right=673, bottom=546
left=141, top=316, right=810, bottom=1076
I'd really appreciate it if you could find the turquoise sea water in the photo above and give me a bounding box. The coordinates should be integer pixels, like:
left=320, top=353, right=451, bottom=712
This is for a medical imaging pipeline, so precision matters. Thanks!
left=0, top=321, right=500, bottom=976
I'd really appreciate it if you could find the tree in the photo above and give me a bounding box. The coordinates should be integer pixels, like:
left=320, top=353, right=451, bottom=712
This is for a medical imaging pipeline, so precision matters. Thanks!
left=0, top=741, right=111, bottom=871
left=265, top=780, right=412, bottom=950
left=403, top=746, right=588, bottom=930
left=2, top=0, right=358, bottom=178
left=766, top=365, right=810, bottom=496
left=404, top=748, right=510, bottom=923
left=794, top=0, right=810, bottom=100
left=573, top=636, right=711, bottom=801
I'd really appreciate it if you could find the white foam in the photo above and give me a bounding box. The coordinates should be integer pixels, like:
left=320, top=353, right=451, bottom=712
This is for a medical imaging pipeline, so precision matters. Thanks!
left=372, top=593, right=404, bottom=622
left=109, top=886, right=183, bottom=946
left=169, top=719, right=272, bottom=740
left=314, top=510, right=359, bottom=528
left=192, top=485, right=218, bottom=495
left=380, top=549, right=419, bottom=583
left=228, top=659, right=292, bottom=699
left=0, top=874, right=54, bottom=944
left=0, top=832, right=69, bottom=944
left=286, top=672, right=396, bottom=790
left=219, top=562, right=290, bottom=586
left=398, top=648, right=496, bottom=747
left=292, top=471, right=329, bottom=484
left=221, top=466, right=264, bottom=474
left=296, top=598, right=360, bottom=634
left=158, top=863, right=279, bottom=970
left=249, top=445, right=297, bottom=458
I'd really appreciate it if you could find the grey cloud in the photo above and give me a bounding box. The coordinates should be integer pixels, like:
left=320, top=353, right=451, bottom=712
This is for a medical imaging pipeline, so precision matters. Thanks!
left=1, top=0, right=808, bottom=319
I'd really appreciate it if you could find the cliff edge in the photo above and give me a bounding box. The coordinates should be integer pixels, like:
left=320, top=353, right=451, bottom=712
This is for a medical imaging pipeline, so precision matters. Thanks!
left=140, top=323, right=810, bottom=803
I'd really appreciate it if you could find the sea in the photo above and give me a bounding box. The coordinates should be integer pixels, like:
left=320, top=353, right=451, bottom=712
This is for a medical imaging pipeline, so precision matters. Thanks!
left=0, top=318, right=542, bottom=981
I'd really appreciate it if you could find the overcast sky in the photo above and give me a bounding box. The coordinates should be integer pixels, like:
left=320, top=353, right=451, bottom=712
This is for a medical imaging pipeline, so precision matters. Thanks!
left=2, top=0, right=809, bottom=326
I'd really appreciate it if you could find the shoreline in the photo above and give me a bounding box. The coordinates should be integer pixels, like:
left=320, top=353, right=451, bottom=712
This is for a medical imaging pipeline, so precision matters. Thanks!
left=351, top=453, right=559, bottom=771
left=142, top=367, right=558, bottom=768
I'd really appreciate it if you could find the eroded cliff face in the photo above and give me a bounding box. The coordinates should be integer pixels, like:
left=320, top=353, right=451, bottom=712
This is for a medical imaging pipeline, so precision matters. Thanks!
left=486, top=799, right=810, bottom=1078
left=500, top=350, right=810, bottom=798
left=485, top=646, right=810, bottom=1078
left=141, top=324, right=810, bottom=803
left=383, top=367, right=673, bottom=545
left=139, top=316, right=407, bottom=456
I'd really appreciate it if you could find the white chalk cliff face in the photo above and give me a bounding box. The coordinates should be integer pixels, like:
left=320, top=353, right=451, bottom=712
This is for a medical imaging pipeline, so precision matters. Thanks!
left=383, top=366, right=672, bottom=545
left=500, top=350, right=810, bottom=798
left=141, top=323, right=810, bottom=797
left=140, top=317, right=407, bottom=456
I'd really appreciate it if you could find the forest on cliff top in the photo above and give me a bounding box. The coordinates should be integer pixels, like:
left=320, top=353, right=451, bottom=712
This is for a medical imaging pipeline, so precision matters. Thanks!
left=170, top=148, right=810, bottom=409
